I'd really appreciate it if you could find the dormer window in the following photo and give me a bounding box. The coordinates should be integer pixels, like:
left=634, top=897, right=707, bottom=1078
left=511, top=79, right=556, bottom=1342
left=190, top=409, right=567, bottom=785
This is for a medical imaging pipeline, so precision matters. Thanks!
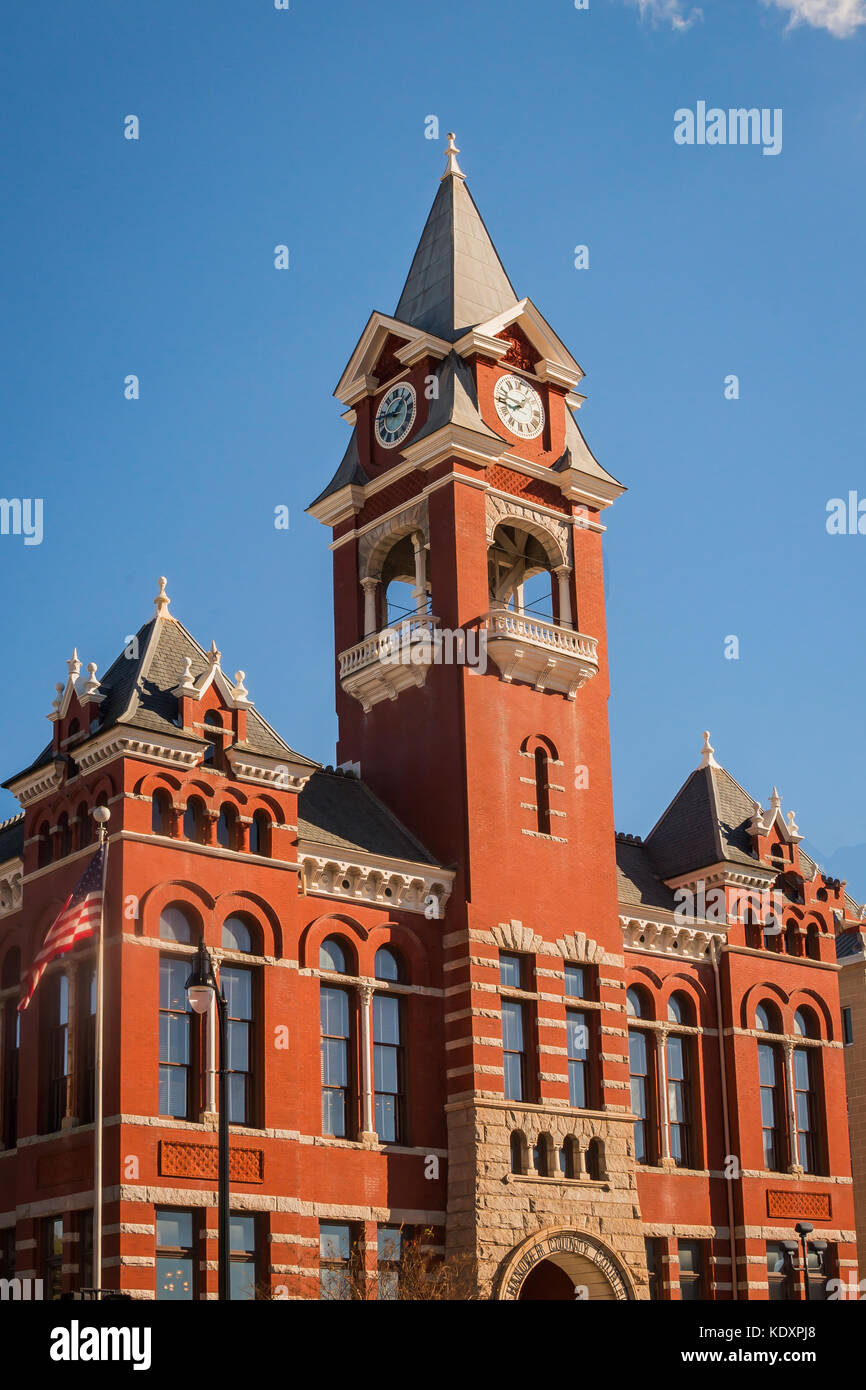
left=202, top=711, right=225, bottom=770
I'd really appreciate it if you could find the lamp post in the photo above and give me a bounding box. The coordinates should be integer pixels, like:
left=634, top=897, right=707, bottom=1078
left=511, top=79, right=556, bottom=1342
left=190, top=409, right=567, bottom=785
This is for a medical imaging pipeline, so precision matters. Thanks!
left=185, top=943, right=230, bottom=1301
left=782, top=1222, right=828, bottom=1302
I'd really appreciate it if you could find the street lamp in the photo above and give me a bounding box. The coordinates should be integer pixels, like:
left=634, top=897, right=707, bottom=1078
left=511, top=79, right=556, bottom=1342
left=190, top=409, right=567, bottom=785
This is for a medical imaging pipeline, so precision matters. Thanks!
left=782, top=1222, right=828, bottom=1301
left=185, top=943, right=230, bottom=1301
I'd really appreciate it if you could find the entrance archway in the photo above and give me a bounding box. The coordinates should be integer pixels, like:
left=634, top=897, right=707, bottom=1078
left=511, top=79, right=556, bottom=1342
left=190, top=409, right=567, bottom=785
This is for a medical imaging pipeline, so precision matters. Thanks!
left=497, top=1227, right=635, bottom=1301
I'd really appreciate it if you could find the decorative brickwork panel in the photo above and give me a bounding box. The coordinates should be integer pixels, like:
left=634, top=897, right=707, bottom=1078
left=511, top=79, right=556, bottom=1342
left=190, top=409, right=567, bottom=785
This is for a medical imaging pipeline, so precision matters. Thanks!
left=159, top=1141, right=264, bottom=1184
left=767, top=1190, right=831, bottom=1221
left=496, top=325, right=539, bottom=373
left=36, top=1147, right=91, bottom=1189
left=486, top=466, right=569, bottom=515
left=356, top=471, right=425, bottom=528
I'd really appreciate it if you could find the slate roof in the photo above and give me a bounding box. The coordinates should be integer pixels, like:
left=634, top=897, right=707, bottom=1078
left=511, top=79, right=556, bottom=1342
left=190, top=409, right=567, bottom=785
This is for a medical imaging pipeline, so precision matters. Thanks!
left=0, top=814, right=24, bottom=864
left=4, top=614, right=316, bottom=788
left=394, top=170, right=519, bottom=342
left=836, top=929, right=865, bottom=961
left=308, top=428, right=370, bottom=509
left=410, top=350, right=505, bottom=447
left=552, top=409, right=625, bottom=492
left=298, top=769, right=441, bottom=867
left=615, top=836, right=676, bottom=912
left=643, top=763, right=758, bottom=881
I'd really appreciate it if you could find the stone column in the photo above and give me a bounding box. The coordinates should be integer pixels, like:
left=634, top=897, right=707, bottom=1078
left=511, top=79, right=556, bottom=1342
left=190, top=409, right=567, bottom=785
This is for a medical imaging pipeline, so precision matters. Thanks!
left=411, top=532, right=426, bottom=615
left=783, top=1039, right=802, bottom=1172
left=657, top=1026, right=671, bottom=1163
left=361, top=577, right=380, bottom=637
left=554, top=566, right=573, bottom=629
left=358, top=986, right=377, bottom=1142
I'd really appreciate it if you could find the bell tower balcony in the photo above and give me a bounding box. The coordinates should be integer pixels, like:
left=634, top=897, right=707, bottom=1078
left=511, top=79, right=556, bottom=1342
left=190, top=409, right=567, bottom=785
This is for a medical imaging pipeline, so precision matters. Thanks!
left=338, top=615, right=441, bottom=713
left=475, top=609, right=599, bottom=699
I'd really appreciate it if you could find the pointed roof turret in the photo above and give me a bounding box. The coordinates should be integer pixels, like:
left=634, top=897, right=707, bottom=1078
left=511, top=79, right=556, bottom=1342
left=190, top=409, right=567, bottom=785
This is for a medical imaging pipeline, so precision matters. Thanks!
left=394, top=133, right=520, bottom=342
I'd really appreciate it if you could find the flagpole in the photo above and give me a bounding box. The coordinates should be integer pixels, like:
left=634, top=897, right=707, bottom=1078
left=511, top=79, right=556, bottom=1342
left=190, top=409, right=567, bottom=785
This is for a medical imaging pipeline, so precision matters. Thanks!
left=92, top=807, right=111, bottom=1297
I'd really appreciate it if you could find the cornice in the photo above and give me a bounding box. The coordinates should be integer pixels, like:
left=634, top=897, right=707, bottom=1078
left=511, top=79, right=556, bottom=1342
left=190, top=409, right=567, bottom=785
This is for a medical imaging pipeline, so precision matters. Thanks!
left=298, top=842, right=454, bottom=918
left=5, top=759, right=66, bottom=807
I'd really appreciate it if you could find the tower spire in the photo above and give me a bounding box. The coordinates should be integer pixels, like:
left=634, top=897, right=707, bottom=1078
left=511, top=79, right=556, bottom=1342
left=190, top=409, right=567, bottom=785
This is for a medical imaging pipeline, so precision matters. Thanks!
left=440, top=132, right=466, bottom=182
left=395, top=134, right=518, bottom=341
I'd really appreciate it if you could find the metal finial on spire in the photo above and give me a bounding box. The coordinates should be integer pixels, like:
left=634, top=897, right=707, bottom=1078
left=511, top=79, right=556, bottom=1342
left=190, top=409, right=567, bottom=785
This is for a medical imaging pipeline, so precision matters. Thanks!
left=699, top=731, right=719, bottom=769
left=154, top=576, right=170, bottom=618
left=441, top=132, right=466, bottom=182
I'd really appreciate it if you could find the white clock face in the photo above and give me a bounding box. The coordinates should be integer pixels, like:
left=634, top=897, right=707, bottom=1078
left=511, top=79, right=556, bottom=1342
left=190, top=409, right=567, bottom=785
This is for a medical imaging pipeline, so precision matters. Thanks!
left=375, top=382, right=417, bottom=449
left=493, top=373, right=545, bottom=440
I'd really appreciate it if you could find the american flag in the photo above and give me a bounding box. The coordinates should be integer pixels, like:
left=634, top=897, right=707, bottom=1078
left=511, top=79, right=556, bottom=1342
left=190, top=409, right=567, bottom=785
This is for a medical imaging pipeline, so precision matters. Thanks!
left=18, top=845, right=106, bottom=1013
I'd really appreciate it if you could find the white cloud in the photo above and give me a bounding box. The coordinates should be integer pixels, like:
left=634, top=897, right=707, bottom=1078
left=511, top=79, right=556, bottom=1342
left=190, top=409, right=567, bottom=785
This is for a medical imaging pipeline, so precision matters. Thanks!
left=763, top=0, right=866, bottom=37
left=625, top=0, right=704, bottom=30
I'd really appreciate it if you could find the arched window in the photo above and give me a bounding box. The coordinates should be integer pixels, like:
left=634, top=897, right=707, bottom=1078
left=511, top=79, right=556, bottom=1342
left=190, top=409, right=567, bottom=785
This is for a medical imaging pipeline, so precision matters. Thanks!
left=534, top=747, right=551, bottom=835
left=586, top=1137, right=604, bottom=1181
left=784, top=922, right=801, bottom=956
left=249, top=810, right=270, bottom=857
left=216, top=803, right=238, bottom=851
left=805, top=924, right=821, bottom=961
left=534, top=1133, right=552, bottom=1177
left=57, top=813, right=72, bottom=859
left=151, top=789, right=171, bottom=835
left=559, top=1135, right=578, bottom=1180
left=794, top=1007, right=818, bottom=1039
left=319, top=937, right=350, bottom=974
left=183, top=798, right=205, bottom=844
left=374, top=947, right=403, bottom=983
left=36, top=821, right=51, bottom=868
left=222, top=916, right=254, bottom=954
left=755, top=1001, right=781, bottom=1034
left=510, top=1131, right=525, bottom=1174
left=627, top=986, right=648, bottom=1019
left=67, top=718, right=80, bottom=739
left=159, top=905, right=196, bottom=945
left=667, top=992, right=692, bottom=1025
left=75, top=801, right=90, bottom=849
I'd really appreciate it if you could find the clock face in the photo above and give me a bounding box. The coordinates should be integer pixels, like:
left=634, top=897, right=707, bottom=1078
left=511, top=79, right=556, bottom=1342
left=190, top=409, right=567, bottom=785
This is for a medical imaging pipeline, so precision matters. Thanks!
left=493, top=373, right=545, bottom=440
left=375, top=382, right=417, bottom=449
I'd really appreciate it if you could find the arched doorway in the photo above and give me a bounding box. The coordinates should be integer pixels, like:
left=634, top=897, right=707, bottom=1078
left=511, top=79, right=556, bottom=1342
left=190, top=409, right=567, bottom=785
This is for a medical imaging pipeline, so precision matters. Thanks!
left=497, top=1227, right=635, bottom=1302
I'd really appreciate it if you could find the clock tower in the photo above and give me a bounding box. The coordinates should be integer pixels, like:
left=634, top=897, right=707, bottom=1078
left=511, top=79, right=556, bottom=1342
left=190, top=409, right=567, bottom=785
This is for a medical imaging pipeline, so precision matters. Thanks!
left=309, top=136, right=649, bottom=1298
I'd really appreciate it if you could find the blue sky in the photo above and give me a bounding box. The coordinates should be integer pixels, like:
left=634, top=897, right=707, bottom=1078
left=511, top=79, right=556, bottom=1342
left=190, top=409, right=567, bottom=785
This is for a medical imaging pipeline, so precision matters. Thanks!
left=1, top=0, right=864, bottom=896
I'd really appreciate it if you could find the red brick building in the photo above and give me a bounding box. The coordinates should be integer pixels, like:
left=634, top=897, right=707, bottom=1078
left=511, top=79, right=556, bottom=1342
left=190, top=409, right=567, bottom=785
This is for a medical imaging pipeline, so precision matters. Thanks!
left=0, top=136, right=860, bottom=1301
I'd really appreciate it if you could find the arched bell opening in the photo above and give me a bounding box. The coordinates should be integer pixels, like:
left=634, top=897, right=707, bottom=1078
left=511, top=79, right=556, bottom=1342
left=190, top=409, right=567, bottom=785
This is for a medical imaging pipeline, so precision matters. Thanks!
left=487, top=523, right=573, bottom=629
left=381, top=532, right=430, bottom=628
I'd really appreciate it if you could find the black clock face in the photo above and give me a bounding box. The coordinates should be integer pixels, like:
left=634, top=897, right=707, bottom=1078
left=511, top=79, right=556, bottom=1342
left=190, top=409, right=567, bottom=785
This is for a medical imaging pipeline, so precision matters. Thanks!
left=375, top=382, right=417, bottom=448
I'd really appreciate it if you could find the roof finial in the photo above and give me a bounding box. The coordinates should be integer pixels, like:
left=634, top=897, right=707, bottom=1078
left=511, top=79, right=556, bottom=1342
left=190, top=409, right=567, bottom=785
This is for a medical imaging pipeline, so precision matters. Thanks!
left=207, top=639, right=221, bottom=669
left=699, top=731, right=719, bottom=769
left=441, top=132, right=466, bottom=182
left=770, top=786, right=782, bottom=811
left=154, top=576, right=171, bottom=618
left=67, top=648, right=82, bottom=682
